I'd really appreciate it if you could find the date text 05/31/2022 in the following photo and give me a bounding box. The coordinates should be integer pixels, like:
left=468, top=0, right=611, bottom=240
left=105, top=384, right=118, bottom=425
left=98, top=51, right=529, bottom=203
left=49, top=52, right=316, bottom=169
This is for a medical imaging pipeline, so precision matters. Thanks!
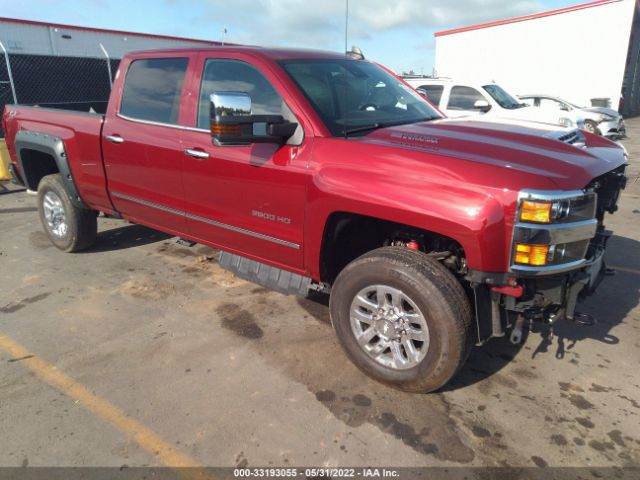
left=233, top=468, right=399, bottom=478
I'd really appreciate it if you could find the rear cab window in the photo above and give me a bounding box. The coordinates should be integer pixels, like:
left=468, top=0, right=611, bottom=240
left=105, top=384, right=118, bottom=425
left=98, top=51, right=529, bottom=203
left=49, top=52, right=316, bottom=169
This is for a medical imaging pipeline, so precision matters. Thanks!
left=418, top=85, right=444, bottom=107
left=119, top=57, right=189, bottom=125
left=540, top=97, right=565, bottom=110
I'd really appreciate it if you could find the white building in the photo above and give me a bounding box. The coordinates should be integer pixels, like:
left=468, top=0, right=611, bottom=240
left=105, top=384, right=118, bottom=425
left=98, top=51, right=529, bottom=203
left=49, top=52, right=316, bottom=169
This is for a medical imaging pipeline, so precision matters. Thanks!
left=434, top=0, right=639, bottom=114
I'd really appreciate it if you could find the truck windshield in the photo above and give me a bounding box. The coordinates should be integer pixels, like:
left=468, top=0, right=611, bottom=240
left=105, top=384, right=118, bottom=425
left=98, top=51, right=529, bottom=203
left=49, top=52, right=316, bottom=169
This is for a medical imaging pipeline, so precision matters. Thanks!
left=279, top=59, right=442, bottom=136
left=483, top=84, right=525, bottom=110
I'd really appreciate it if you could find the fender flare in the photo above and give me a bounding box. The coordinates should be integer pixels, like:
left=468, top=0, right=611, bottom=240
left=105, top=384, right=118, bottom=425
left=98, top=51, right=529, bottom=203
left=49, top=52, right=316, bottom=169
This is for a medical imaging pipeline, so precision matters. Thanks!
left=14, top=130, right=87, bottom=208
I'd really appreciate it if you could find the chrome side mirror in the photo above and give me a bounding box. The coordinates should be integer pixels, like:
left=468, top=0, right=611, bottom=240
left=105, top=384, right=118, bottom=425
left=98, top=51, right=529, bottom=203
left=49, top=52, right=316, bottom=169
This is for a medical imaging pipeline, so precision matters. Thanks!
left=209, top=92, right=297, bottom=146
left=210, top=92, right=252, bottom=119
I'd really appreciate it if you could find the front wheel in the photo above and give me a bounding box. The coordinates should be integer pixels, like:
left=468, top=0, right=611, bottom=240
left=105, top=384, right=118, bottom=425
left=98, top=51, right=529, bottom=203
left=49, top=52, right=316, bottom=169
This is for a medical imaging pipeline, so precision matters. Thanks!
left=584, top=120, right=599, bottom=135
left=37, top=174, right=97, bottom=252
left=329, top=247, right=473, bottom=393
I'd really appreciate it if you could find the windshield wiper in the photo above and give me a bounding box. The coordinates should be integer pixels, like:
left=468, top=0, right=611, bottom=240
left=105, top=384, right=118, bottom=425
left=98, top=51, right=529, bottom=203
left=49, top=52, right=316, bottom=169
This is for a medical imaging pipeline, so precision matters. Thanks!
left=342, top=118, right=439, bottom=136
left=342, top=123, right=382, bottom=135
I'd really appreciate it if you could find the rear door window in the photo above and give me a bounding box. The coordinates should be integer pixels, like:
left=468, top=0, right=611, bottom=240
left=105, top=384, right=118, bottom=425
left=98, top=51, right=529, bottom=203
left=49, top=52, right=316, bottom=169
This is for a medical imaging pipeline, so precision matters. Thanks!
left=540, top=98, right=564, bottom=110
left=418, top=85, right=444, bottom=106
left=120, top=58, right=189, bottom=125
left=447, top=86, right=485, bottom=110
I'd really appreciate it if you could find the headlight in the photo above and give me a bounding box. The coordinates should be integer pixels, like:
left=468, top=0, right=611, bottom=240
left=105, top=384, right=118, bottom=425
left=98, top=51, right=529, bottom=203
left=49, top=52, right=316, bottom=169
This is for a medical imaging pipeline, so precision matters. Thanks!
left=520, top=200, right=552, bottom=223
left=598, top=113, right=615, bottom=122
left=559, top=117, right=575, bottom=128
left=519, top=199, right=570, bottom=223
left=512, top=190, right=598, bottom=273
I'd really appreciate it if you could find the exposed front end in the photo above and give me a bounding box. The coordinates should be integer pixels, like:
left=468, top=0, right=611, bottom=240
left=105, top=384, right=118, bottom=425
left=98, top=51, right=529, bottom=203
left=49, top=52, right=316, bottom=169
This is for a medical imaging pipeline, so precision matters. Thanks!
left=471, top=164, right=628, bottom=343
left=590, top=111, right=626, bottom=139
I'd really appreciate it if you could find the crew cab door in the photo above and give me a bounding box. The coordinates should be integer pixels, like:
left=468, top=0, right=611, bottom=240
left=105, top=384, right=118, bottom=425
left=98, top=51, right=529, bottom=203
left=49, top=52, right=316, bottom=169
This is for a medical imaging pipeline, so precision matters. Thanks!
left=179, top=54, right=309, bottom=269
left=102, top=53, right=196, bottom=232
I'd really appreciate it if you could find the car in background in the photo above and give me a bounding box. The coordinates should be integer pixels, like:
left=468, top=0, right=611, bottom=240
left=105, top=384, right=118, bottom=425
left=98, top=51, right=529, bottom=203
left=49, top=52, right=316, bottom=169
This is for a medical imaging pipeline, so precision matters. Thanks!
left=402, top=77, right=584, bottom=130
left=518, top=94, right=625, bottom=139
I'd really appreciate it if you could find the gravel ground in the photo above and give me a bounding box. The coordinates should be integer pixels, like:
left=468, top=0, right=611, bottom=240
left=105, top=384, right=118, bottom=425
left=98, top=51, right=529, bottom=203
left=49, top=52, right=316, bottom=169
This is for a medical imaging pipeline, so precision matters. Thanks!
left=0, top=120, right=638, bottom=473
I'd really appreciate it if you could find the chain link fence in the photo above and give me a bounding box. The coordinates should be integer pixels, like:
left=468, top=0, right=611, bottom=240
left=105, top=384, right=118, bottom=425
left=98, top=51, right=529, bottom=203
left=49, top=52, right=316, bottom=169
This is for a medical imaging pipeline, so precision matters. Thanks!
left=0, top=54, right=14, bottom=118
left=0, top=48, right=120, bottom=137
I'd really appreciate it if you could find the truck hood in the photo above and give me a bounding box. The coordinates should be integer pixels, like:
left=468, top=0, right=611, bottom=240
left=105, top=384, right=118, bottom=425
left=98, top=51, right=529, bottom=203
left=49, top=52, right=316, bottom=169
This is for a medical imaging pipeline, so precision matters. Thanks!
left=487, top=104, right=580, bottom=124
left=362, top=118, right=626, bottom=190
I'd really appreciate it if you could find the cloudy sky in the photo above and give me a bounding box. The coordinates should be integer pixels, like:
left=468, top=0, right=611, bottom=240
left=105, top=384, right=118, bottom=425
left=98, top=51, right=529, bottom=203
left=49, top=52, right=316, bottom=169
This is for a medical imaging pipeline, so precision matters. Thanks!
left=6, top=0, right=577, bottom=73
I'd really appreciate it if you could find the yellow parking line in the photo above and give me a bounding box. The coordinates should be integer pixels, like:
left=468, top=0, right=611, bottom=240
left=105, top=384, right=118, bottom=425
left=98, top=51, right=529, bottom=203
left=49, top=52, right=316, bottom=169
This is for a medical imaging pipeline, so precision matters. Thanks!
left=0, top=333, right=207, bottom=476
left=609, top=265, right=640, bottom=276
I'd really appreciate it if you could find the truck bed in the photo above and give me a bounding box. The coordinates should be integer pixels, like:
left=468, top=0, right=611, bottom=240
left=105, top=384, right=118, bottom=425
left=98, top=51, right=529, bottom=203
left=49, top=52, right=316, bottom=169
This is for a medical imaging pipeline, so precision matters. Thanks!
left=3, top=105, right=114, bottom=213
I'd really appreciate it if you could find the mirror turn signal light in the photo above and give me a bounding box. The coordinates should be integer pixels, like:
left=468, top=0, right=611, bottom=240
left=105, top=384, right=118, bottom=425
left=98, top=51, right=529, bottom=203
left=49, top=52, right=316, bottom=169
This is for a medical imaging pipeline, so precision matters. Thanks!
left=514, top=243, right=549, bottom=266
left=520, top=200, right=552, bottom=223
left=210, top=123, right=242, bottom=135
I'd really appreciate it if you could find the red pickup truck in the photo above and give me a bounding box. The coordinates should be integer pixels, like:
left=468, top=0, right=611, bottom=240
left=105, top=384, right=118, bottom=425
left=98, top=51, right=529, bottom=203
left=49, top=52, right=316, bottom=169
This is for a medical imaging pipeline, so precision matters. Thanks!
left=3, top=46, right=628, bottom=392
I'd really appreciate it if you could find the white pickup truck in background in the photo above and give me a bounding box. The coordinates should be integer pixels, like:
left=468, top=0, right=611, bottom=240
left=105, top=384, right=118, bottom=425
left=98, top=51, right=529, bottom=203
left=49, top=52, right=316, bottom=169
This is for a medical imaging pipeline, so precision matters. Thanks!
left=403, top=77, right=584, bottom=130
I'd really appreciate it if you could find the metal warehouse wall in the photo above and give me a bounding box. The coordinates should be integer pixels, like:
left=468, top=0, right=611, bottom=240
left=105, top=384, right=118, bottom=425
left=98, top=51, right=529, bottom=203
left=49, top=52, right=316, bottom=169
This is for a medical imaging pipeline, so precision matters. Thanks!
left=0, top=18, right=222, bottom=137
left=0, top=19, right=218, bottom=57
left=434, top=0, right=636, bottom=111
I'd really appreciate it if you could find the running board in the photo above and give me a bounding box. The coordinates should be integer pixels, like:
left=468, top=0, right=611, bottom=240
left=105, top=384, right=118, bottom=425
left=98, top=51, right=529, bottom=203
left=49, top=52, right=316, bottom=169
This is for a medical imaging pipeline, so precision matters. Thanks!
left=218, top=251, right=312, bottom=297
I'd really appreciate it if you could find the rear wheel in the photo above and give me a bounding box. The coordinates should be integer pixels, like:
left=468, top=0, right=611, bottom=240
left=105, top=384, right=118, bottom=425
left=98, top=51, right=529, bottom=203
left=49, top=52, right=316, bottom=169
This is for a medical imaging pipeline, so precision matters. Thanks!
left=37, top=174, right=97, bottom=252
left=329, top=247, right=473, bottom=393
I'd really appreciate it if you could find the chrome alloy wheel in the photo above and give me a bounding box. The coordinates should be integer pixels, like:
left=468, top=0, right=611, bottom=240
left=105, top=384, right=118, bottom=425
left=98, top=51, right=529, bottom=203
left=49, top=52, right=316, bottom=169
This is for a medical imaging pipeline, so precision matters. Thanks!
left=349, top=285, right=430, bottom=370
left=42, top=191, right=68, bottom=238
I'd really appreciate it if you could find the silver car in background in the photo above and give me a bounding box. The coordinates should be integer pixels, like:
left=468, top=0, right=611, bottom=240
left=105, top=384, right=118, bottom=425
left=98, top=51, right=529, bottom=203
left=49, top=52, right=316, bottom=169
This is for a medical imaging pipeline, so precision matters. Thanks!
left=519, top=94, right=626, bottom=138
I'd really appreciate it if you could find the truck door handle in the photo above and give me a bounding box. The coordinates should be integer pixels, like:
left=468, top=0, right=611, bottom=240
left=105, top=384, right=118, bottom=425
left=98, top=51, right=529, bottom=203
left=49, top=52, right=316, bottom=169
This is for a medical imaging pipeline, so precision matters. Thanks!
left=106, top=134, right=124, bottom=144
left=184, top=149, right=210, bottom=159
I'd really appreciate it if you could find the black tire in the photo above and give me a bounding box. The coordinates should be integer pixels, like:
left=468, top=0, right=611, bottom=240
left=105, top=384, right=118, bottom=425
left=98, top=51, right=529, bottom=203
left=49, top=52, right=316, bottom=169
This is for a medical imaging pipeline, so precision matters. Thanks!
left=584, top=120, right=599, bottom=135
left=329, top=246, right=473, bottom=393
left=37, top=174, right=97, bottom=252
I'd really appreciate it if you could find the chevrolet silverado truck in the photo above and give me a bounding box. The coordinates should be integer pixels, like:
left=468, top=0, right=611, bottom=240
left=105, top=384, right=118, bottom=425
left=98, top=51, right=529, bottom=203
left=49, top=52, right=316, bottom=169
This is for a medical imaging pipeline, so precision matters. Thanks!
left=3, top=46, right=628, bottom=393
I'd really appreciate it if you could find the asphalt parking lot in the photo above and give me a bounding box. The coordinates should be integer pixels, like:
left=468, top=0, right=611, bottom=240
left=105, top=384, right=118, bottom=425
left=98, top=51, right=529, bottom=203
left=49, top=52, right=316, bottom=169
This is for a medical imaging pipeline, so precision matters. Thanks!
left=1, top=121, right=639, bottom=472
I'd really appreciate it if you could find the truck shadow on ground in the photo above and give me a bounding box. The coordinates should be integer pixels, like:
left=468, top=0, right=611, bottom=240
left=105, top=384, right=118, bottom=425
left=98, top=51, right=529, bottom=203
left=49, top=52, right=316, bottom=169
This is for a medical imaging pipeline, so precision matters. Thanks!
left=82, top=223, right=173, bottom=253
left=449, top=234, right=640, bottom=391
left=298, top=234, right=640, bottom=393
left=530, top=234, right=640, bottom=357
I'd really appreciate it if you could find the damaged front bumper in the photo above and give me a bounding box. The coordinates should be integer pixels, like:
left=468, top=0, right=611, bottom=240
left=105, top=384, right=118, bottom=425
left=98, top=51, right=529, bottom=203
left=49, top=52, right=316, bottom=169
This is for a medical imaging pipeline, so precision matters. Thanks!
left=470, top=164, right=626, bottom=345
left=470, top=243, right=609, bottom=345
left=598, top=117, right=626, bottom=139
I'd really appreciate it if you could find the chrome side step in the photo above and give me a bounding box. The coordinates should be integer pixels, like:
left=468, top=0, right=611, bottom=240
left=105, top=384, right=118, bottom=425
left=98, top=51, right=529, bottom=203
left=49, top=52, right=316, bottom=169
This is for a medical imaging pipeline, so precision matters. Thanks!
left=218, top=251, right=312, bottom=297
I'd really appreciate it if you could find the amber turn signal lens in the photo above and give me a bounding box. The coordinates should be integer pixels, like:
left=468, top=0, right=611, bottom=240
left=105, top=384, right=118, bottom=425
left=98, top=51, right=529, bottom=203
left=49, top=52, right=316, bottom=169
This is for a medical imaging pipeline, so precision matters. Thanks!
left=210, top=123, right=241, bottom=135
left=520, top=200, right=552, bottom=223
left=514, top=243, right=549, bottom=266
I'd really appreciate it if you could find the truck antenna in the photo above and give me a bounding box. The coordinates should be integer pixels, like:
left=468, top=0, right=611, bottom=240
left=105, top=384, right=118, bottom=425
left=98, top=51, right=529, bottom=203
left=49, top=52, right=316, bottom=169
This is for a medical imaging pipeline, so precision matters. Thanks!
left=343, top=0, right=349, bottom=139
left=344, top=0, right=349, bottom=56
